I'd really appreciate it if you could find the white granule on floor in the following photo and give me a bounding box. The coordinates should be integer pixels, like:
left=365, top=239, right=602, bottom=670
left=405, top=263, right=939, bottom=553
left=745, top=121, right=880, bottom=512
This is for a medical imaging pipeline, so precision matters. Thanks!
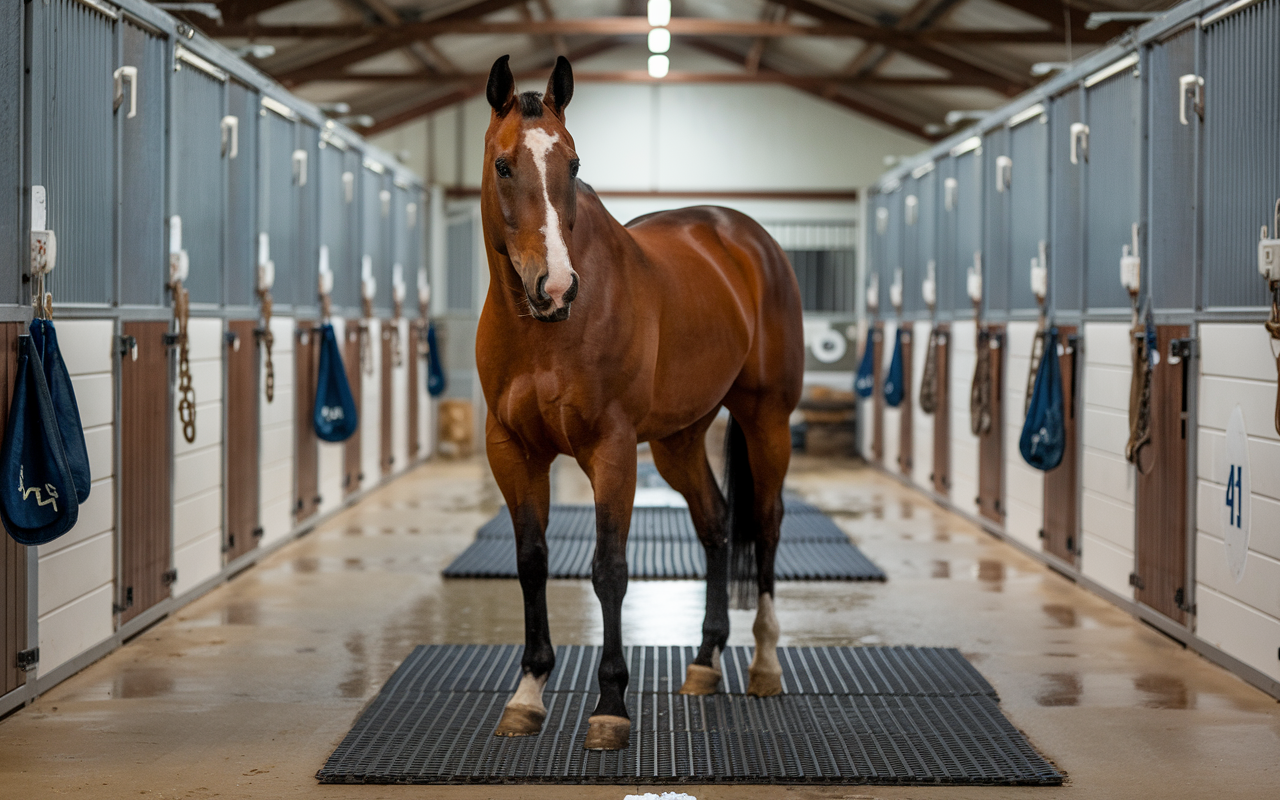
left=623, top=794, right=696, bottom=800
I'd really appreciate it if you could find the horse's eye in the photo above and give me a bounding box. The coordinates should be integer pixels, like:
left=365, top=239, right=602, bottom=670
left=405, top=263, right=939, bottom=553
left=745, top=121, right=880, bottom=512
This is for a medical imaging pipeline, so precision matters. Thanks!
left=495, top=158, right=512, bottom=179
left=569, top=159, right=580, bottom=179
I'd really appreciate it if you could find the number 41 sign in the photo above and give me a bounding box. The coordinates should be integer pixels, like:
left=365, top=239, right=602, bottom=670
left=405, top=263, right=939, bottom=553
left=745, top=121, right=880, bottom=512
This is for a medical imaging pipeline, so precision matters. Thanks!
left=1223, top=405, right=1251, bottom=584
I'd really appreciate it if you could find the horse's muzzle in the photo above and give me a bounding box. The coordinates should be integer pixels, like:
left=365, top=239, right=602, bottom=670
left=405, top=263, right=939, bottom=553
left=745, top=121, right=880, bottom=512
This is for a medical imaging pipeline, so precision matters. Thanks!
left=529, top=273, right=578, bottom=323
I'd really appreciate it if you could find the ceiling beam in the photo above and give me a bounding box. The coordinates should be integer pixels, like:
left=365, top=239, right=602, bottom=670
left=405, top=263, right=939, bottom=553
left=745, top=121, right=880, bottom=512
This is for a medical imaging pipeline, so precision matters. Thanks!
left=270, top=0, right=525, bottom=88
left=217, top=18, right=1112, bottom=42
left=322, top=70, right=983, bottom=86
left=360, top=37, right=624, bottom=136
left=776, top=0, right=1030, bottom=96
left=685, top=37, right=935, bottom=142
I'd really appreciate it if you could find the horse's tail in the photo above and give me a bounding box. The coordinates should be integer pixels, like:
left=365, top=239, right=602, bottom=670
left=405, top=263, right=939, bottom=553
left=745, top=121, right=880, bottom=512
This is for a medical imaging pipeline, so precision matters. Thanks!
left=724, top=415, right=759, bottom=610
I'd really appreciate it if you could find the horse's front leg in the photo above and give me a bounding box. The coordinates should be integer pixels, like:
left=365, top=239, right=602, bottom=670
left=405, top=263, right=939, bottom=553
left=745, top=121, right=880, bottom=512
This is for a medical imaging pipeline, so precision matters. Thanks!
left=580, top=433, right=638, bottom=750
left=487, top=420, right=556, bottom=737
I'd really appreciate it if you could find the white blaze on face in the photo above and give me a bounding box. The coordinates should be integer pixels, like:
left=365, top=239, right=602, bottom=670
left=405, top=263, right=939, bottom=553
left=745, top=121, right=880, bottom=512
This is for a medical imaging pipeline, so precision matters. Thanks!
left=522, top=127, right=574, bottom=305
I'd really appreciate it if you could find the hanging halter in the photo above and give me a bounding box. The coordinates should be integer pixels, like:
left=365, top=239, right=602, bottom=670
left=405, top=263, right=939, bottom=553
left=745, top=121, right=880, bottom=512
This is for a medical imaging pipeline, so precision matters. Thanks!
left=169, top=243, right=196, bottom=445
left=1121, top=223, right=1152, bottom=472
left=919, top=260, right=939, bottom=415
left=360, top=256, right=376, bottom=375
left=1025, top=240, right=1049, bottom=416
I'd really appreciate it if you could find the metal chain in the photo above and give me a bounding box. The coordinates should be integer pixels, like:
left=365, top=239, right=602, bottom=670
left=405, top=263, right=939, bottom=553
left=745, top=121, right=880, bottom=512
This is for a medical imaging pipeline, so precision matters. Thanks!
left=173, top=281, right=197, bottom=444
left=919, top=326, right=938, bottom=414
left=392, top=298, right=404, bottom=368
left=257, top=288, right=275, bottom=403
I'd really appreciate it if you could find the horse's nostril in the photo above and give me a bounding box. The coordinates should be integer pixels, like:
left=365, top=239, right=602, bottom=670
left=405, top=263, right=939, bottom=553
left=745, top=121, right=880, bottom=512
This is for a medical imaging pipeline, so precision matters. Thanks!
left=535, top=274, right=550, bottom=302
left=563, top=274, right=579, bottom=304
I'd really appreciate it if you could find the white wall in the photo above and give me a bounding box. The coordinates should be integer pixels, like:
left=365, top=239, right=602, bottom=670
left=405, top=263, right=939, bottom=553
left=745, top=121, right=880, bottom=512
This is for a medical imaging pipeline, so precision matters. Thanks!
left=260, top=315, right=295, bottom=546
left=171, top=318, right=224, bottom=598
left=1003, top=321, right=1044, bottom=550
left=950, top=320, right=980, bottom=518
left=369, top=43, right=925, bottom=198
left=1194, top=323, right=1280, bottom=684
left=1080, top=322, right=1136, bottom=599
left=317, top=318, right=346, bottom=515
left=911, top=321, right=933, bottom=492
left=360, top=318, right=383, bottom=490
left=37, top=320, right=116, bottom=674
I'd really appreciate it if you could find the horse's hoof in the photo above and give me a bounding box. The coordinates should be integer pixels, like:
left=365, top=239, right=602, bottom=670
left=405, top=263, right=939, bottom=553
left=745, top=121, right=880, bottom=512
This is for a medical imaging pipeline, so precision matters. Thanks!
left=678, top=663, right=722, bottom=696
left=583, top=715, right=631, bottom=750
left=747, top=669, right=783, bottom=697
left=494, top=703, right=546, bottom=737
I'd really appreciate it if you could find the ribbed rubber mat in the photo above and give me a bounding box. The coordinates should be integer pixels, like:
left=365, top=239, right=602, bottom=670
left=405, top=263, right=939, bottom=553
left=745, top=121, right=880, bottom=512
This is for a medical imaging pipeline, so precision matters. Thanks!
left=317, top=645, right=1061, bottom=785
left=445, top=502, right=885, bottom=581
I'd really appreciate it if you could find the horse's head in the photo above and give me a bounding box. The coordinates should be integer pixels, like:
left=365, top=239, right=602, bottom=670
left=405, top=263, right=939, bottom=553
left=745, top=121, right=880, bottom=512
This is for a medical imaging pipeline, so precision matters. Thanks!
left=483, top=54, right=580, bottom=323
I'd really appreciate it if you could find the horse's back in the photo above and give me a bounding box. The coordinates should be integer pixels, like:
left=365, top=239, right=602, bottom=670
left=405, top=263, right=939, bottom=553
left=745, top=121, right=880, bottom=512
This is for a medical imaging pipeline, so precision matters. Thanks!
left=625, top=206, right=804, bottom=409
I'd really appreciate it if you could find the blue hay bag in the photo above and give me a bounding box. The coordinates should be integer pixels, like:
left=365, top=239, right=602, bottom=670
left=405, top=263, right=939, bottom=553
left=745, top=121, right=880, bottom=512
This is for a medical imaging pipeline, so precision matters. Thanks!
left=425, top=321, right=446, bottom=398
left=314, top=323, right=358, bottom=443
left=1, top=335, right=80, bottom=545
left=883, top=328, right=905, bottom=407
left=1020, top=328, right=1066, bottom=471
left=30, top=319, right=90, bottom=503
left=853, top=331, right=875, bottom=398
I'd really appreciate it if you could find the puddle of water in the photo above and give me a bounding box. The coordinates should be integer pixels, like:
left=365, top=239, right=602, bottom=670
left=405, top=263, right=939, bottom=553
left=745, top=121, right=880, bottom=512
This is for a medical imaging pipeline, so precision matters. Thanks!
left=930, top=560, right=951, bottom=579
left=1042, top=604, right=1078, bottom=628
left=1035, top=672, right=1081, bottom=706
left=977, top=559, right=1005, bottom=591
left=1135, top=674, right=1193, bottom=709
left=113, top=669, right=176, bottom=699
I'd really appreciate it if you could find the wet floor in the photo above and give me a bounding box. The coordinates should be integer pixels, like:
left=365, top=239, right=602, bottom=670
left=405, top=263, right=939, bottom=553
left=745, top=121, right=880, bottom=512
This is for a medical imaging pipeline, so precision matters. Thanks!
left=0, top=455, right=1278, bottom=799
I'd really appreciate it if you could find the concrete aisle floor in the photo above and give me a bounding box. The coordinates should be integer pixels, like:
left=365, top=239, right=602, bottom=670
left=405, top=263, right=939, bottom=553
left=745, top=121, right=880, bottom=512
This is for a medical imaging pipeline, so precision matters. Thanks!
left=0, top=456, right=1277, bottom=799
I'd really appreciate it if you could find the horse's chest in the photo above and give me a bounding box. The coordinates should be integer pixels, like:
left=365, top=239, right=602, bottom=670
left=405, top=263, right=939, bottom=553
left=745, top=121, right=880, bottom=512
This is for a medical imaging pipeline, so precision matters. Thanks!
left=491, top=371, right=578, bottom=446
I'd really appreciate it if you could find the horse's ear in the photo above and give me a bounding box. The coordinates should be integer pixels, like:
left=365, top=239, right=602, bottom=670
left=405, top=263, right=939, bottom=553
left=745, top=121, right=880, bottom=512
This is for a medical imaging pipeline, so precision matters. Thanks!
left=487, top=55, right=516, bottom=116
left=543, top=56, right=574, bottom=119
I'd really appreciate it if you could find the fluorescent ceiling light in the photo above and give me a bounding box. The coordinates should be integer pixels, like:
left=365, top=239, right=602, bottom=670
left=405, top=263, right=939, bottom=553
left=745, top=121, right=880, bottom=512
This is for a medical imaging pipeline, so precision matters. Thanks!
left=648, top=54, right=669, bottom=79
left=648, top=27, right=670, bottom=54
left=648, top=0, right=671, bottom=27
left=1031, top=62, right=1069, bottom=76
left=1085, top=11, right=1159, bottom=29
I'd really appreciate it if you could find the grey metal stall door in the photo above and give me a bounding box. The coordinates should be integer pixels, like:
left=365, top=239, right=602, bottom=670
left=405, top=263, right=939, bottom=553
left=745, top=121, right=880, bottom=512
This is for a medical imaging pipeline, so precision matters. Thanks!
left=1147, top=29, right=1199, bottom=312
left=881, top=189, right=902, bottom=310
left=953, top=149, right=982, bottom=315
left=867, top=192, right=887, bottom=316
left=1008, top=113, right=1049, bottom=312
left=118, top=21, right=167, bottom=308
left=35, top=0, right=117, bottom=306
left=393, top=184, right=410, bottom=276
left=171, top=58, right=226, bottom=304
left=262, top=110, right=299, bottom=308
left=0, top=2, right=20, bottom=304
left=225, top=81, right=258, bottom=309
left=319, top=145, right=353, bottom=311
left=295, top=124, right=321, bottom=314
left=1201, top=0, right=1280, bottom=310
left=1084, top=62, right=1142, bottom=312
left=335, top=150, right=364, bottom=311
left=914, top=170, right=937, bottom=315
left=983, top=128, right=1011, bottom=315
left=900, top=175, right=928, bottom=316
left=363, top=167, right=392, bottom=313
left=934, top=158, right=957, bottom=316
left=1049, top=89, right=1084, bottom=314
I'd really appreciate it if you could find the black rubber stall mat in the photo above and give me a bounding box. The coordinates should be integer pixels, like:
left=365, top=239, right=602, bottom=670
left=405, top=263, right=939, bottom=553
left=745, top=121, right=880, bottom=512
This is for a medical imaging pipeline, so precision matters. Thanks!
left=317, top=645, right=1062, bottom=786
left=443, top=500, right=885, bottom=581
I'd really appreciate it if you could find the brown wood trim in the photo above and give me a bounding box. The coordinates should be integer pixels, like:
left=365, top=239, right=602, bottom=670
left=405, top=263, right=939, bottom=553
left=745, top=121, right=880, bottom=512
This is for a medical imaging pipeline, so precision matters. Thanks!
left=294, top=322, right=321, bottom=522
left=977, top=324, right=1005, bottom=525
left=931, top=324, right=951, bottom=496
left=871, top=322, right=884, bottom=464
left=380, top=324, right=394, bottom=477
left=224, top=320, right=260, bottom=562
left=407, top=321, right=421, bottom=461
left=0, top=323, right=26, bottom=694
left=1043, top=326, right=1079, bottom=564
left=897, top=325, right=913, bottom=476
left=1134, top=325, right=1190, bottom=625
left=343, top=321, right=363, bottom=497
left=120, top=321, right=173, bottom=626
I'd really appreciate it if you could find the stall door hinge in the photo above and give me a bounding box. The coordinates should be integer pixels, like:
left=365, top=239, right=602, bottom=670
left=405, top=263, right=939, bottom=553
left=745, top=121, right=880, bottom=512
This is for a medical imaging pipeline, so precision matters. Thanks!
left=16, top=647, right=39, bottom=672
left=1129, top=572, right=1145, bottom=590
left=114, top=586, right=134, bottom=614
left=162, top=568, right=178, bottom=586
left=162, top=332, right=181, bottom=348
left=1175, top=587, right=1196, bottom=615
left=252, top=526, right=264, bottom=539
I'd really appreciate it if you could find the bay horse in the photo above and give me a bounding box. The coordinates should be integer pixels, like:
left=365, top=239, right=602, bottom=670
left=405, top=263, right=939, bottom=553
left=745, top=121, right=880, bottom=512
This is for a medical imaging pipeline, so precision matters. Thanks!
left=477, top=55, right=804, bottom=751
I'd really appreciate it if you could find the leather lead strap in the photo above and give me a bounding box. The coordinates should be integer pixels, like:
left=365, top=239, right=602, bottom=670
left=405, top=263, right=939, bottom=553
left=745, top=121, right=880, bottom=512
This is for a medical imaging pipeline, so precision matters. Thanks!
left=919, top=327, right=938, bottom=414
left=257, top=287, right=275, bottom=403
left=173, top=281, right=196, bottom=444
left=1124, top=296, right=1152, bottom=473
left=969, top=301, right=992, bottom=437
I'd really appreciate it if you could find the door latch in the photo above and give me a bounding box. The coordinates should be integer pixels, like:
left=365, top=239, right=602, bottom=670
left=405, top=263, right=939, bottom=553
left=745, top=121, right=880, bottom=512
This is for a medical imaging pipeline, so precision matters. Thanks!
left=1129, top=572, right=1145, bottom=590
left=1168, top=338, right=1195, bottom=365
left=118, top=334, right=138, bottom=362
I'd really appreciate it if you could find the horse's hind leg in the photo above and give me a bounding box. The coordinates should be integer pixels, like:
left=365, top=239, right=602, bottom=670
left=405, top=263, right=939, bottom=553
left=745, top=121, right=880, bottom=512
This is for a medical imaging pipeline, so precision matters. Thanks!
left=487, top=419, right=556, bottom=737
left=732, top=408, right=792, bottom=697
left=649, top=412, right=730, bottom=696
left=579, top=430, right=638, bottom=750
